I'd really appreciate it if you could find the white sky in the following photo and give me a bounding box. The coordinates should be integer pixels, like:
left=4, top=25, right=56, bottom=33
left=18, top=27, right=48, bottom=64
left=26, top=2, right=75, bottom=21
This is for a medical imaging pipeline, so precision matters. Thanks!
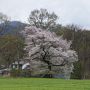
left=0, top=0, right=90, bottom=29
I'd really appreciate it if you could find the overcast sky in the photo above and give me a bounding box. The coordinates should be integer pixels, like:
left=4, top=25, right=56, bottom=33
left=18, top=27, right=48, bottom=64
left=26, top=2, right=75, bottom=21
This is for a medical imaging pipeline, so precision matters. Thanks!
left=0, top=0, right=90, bottom=29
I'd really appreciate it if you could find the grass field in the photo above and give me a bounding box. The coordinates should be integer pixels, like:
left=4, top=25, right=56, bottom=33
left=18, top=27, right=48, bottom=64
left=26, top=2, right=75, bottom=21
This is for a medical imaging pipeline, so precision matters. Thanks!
left=0, top=78, right=90, bottom=90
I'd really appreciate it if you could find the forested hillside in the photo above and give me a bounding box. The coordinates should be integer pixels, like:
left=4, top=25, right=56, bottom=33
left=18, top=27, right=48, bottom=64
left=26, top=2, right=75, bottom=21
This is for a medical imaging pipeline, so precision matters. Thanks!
left=54, top=25, right=90, bottom=79
left=0, top=21, right=27, bottom=35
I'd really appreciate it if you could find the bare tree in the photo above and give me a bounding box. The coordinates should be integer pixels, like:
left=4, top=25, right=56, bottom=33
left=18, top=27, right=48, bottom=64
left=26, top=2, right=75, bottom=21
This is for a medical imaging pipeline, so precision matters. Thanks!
left=28, top=9, right=58, bottom=30
left=0, top=12, right=9, bottom=24
left=0, top=12, right=10, bottom=34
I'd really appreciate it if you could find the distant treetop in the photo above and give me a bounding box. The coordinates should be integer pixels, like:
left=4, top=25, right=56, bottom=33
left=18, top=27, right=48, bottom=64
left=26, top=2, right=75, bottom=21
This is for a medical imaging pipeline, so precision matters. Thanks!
left=28, top=8, right=58, bottom=30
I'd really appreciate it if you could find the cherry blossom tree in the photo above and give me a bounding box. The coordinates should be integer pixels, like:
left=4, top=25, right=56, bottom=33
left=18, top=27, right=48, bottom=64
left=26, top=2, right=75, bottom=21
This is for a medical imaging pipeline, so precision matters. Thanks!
left=22, top=26, right=78, bottom=79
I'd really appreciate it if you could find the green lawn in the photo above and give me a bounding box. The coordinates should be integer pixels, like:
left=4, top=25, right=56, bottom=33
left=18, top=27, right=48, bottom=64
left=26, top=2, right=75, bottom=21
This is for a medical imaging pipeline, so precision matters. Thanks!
left=0, top=78, right=90, bottom=90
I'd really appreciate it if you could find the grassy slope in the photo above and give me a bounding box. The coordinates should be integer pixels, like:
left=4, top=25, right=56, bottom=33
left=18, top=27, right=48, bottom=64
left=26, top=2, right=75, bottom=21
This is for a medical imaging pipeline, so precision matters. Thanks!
left=0, top=78, right=90, bottom=90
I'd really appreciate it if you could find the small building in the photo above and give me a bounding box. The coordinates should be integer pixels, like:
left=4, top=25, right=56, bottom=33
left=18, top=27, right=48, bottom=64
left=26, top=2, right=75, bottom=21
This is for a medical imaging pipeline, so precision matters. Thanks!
left=11, top=61, right=25, bottom=70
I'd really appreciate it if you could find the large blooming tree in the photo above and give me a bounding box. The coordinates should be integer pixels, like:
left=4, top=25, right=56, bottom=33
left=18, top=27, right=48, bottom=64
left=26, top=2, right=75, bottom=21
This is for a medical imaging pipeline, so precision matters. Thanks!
left=22, top=26, right=78, bottom=79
